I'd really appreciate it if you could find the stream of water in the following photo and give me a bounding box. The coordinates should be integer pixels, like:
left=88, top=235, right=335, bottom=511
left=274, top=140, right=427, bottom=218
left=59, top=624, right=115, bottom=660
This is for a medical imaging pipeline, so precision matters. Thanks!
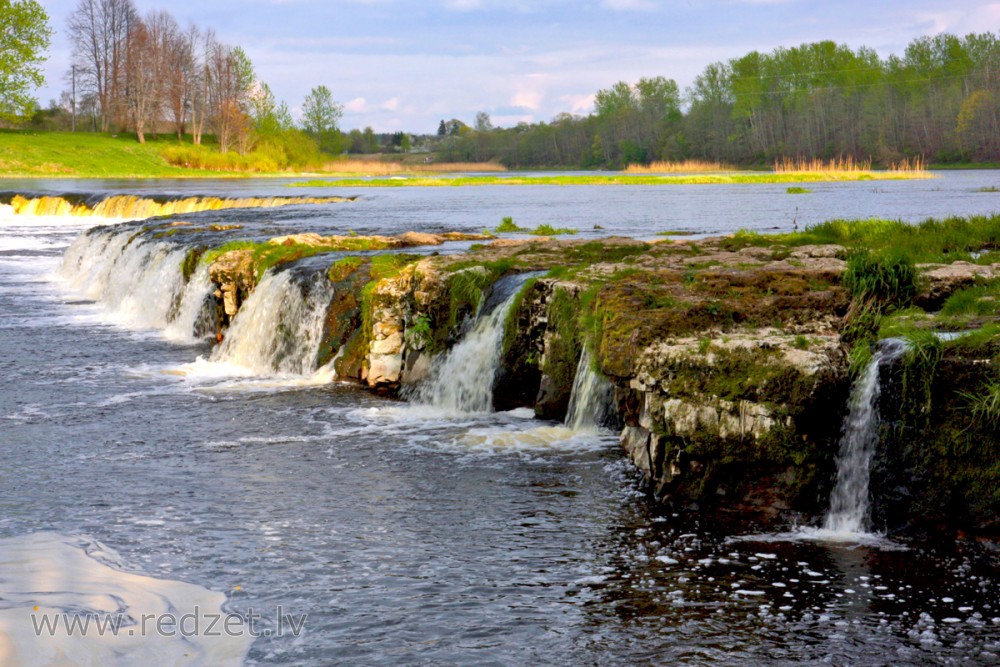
left=2, top=179, right=999, bottom=665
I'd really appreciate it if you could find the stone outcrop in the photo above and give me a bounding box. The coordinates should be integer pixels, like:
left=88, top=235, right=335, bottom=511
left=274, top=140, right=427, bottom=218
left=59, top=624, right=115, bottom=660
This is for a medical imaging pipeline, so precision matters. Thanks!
left=189, top=230, right=1000, bottom=539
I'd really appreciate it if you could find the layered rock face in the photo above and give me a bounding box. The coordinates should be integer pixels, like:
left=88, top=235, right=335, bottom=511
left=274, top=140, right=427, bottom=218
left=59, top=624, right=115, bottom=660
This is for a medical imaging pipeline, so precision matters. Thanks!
left=193, top=232, right=1000, bottom=538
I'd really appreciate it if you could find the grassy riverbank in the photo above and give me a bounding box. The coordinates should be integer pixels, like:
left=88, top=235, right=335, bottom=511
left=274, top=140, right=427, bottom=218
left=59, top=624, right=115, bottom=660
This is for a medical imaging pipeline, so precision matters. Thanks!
left=0, top=131, right=944, bottom=182
left=0, top=131, right=201, bottom=178
left=293, top=171, right=936, bottom=187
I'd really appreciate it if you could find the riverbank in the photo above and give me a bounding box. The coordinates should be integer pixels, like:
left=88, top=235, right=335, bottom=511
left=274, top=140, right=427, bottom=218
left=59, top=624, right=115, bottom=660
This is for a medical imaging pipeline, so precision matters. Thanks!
left=0, top=131, right=944, bottom=182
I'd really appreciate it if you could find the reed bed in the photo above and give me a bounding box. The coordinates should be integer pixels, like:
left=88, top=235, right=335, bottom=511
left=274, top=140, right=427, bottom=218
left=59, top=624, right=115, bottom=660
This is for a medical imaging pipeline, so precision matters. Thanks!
left=625, top=159, right=734, bottom=173
left=773, top=155, right=927, bottom=174
left=317, top=160, right=506, bottom=175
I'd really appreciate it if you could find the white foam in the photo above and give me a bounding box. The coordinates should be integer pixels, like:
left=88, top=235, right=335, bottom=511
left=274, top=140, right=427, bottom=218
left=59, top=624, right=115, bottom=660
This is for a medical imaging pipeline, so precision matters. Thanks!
left=727, top=527, right=909, bottom=551
left=0, top=532, right=251, bottom=666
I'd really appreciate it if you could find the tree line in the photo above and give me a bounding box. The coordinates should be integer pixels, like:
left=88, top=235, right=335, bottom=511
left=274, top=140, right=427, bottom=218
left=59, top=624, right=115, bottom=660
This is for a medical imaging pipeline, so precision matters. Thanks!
left=61, top=0, right=344, bottom=162
left=438, top=33, right=1000, bottom=167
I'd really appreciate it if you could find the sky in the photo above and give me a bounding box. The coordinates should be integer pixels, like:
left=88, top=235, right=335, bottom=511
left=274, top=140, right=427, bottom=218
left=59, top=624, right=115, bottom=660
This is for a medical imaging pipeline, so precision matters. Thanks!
left=34, top=0, right=1000, bottom=134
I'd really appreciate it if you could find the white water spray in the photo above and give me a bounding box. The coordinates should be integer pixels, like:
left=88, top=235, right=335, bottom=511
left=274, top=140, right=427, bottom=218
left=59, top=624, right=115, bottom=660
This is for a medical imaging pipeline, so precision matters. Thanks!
left=411, top=287, right=524, bottom=413
left=210, top=270, right=334, bottom=376
left=824, top=338, right=909, bottom=534
left=565, top=346, right=615, bottom=432
left=58, top=229, right=206, bottom=332
left=164, top=263, right=215, bottom=344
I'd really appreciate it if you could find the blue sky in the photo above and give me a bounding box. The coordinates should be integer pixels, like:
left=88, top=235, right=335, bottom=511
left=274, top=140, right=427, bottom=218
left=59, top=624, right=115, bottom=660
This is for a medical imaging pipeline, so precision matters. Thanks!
left=36, top=0, right=1000, bottom=133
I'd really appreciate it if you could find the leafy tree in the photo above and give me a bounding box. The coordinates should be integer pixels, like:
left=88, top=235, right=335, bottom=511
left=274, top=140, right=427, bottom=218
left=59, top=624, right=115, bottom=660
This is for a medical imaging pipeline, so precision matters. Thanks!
left=302, top=84, right=343, bottom=152
left=250, top=82, right=292, bottom=136
left=475, top=111, right=492, bottom=132
left=362, top=126, right=376, bottom=153
left=0, top=0, right=52, bottom=120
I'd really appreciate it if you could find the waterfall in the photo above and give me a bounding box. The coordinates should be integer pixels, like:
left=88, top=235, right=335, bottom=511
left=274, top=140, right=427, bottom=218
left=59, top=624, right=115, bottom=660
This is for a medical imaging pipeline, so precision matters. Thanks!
left=5, top=193, right=351, bottom=219
left=565, top=347, right=614, bottom=432
left=824, top=338, right=909, bottom=533
left=59, top=227, right=215, bottom=340
left=59, top=229, right=191, bottom=331
left=411, top=276, right=529, bottom=413
left=210, top=270, right=334, bottom=376
left=163, top=263, right=215, bottom=344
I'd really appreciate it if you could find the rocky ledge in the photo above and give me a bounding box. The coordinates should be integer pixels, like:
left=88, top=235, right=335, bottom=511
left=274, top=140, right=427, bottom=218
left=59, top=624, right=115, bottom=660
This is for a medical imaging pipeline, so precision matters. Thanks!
left=193, top=225, right=1000, bottom=540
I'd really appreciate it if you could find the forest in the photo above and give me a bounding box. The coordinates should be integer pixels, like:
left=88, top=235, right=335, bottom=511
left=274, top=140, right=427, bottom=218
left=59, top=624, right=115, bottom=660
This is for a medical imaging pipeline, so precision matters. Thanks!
left=437, top=34, right=1000, bottom=168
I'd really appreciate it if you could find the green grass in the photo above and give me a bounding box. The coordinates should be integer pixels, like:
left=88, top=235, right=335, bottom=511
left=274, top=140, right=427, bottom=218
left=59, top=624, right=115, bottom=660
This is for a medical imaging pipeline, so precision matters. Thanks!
left=786, top=186, right=812, bottom=194
left=530, top=223, right=576, bottom=236
left=291, top=171, right=934, bottom=188
left=843, top=249, right=918, bottom=306
left=496, top=216, right=528, bottom=233
left=940, top=279, right=1000, bottom=319
left=201, top=238, right=401, bottom=284
left=719, top=214, right=1000, bottom=265
left=0, top=130, right=316, bottom=178
left=0, top=130, right=201, bottom=178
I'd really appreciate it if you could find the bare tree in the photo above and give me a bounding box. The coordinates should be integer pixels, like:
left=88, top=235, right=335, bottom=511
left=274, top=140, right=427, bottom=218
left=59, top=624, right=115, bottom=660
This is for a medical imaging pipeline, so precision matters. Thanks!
left=67, top=0, right=137, bottom=131
left=160, top=16, right=192, bottom=139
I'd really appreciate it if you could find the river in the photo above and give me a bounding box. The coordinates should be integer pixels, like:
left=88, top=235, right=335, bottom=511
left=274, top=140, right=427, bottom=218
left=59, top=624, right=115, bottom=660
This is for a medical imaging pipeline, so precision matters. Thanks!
left=1, top=173, right=999, bottom=665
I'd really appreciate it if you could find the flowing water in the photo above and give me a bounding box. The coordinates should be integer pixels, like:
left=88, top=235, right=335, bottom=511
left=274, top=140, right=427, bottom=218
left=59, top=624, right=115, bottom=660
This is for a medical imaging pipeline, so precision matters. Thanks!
left=2, top=180, right=999, bottom=665
left=565, top=347, right=616, bottom=433
left=825, top=339, right=909, bottom=535
left=410, top=274, right=533, bottom=414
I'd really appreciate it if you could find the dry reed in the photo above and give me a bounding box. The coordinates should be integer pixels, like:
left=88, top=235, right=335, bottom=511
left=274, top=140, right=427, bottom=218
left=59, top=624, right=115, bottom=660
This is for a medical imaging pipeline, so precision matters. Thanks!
left=317, top=160, right=506, bottom=175
left=625, top=159, right=734, bottom=173
left=773, top=155, right=926, bottom=173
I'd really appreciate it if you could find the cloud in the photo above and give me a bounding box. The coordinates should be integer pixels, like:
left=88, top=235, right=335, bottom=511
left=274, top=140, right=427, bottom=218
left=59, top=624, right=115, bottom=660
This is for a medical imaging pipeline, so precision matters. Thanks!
left=344, top=97, right=368, bottom=113
left=380, top=97, right=400, bottom=111
left=443, top=0, right=483, bottom=9
left=601, top=0, right=658, bottom=10
left=559, top=93, right=596, bottom=115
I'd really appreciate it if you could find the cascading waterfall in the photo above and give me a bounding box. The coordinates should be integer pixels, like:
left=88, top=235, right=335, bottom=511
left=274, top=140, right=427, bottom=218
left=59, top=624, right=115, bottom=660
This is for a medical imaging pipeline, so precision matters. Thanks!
left=565, top=346, right=615, bottom=432
left=411, top=277, right=530, bottom=413
left=163, top=263, right=215, bottom=344
left=210, top=270, right=334, bottom=376
left=823, top=338, right=909, bottom=533
left=5, top=193, right=351, bottom=219
left=59, top=227, right=216, bottom=339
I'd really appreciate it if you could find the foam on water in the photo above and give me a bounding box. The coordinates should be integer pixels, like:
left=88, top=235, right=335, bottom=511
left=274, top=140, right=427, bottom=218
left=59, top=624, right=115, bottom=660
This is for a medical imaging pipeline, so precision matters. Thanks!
left=565, top=346, right=615, bottom=432
left=409, top=278, right=529, bottom=414
left=0, top=532, right=251, bottom=666
left=58, top=228, right=192, bottom=331
left=210, top=270, right=334, bottom=377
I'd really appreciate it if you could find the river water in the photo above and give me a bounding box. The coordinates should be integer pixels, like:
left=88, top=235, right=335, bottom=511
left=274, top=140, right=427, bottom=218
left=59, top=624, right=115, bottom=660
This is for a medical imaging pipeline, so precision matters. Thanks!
left=1, top=174, right=999, bottom=665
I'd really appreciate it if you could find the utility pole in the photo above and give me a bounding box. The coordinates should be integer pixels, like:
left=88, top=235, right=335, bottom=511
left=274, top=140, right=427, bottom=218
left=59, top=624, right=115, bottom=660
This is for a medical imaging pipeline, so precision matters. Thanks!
left=71, top=65, right=77, bottom=133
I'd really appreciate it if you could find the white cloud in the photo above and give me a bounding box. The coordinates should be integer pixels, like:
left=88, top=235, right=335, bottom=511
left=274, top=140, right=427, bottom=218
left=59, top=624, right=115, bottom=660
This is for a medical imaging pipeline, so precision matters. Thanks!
left=380, top=97, right=401, bottom=111
left=559, top=93, right=596, bottom=115
left=601, top=0, right=658, bottom=10
left=443, top=0, right=483, bottom=9
left=344, top=97, right=368, bottom=113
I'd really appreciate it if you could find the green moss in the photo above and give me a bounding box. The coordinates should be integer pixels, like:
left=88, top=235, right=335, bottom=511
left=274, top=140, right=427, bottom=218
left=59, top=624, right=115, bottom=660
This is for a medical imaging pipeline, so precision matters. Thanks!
left=370, top=253, right=422, bottom=280
left=405, top=313, right=433, bottom=349
left=541, top=286, right=585, bottom=405
left=200, top=240, right=256, bottom=267
left=181, top=247, right=205, bottom=282
left=899, top=330, right=943, bottom=427
left=327, top=256, right=365, bottom=282
left=502, top=277, right=539, bottom=355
